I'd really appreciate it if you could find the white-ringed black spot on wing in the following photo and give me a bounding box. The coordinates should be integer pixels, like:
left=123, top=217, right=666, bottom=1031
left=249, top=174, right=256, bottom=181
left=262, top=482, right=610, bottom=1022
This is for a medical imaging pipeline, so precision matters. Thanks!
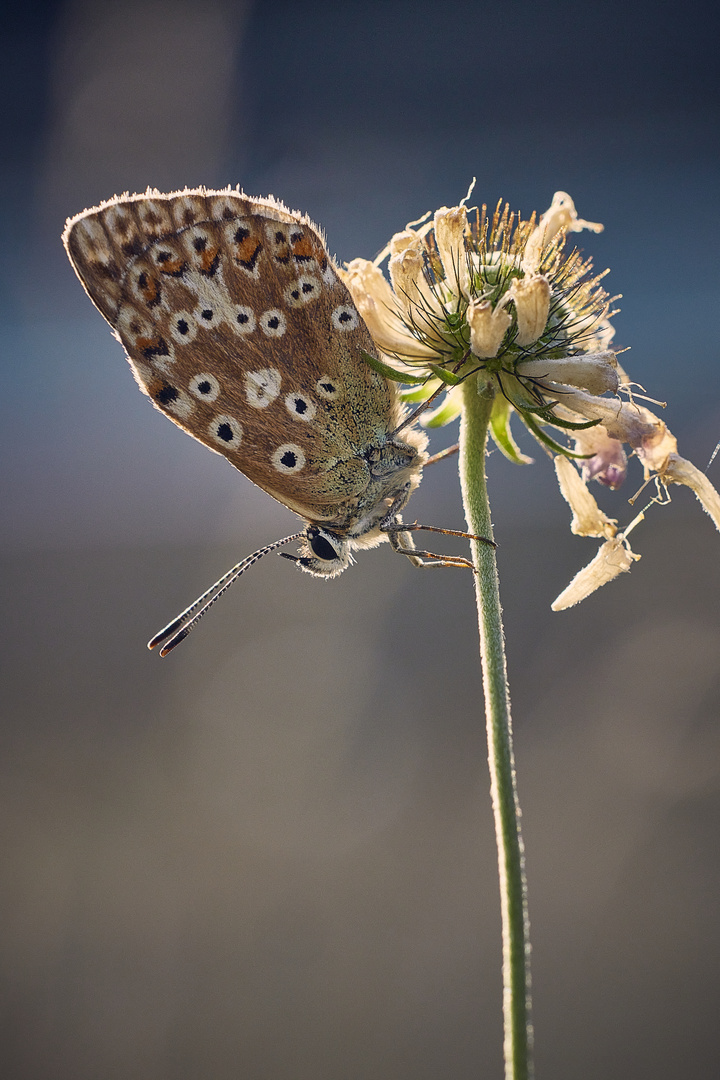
left=194, top=302, right=221, bottom=329
left=152, top=381, right=194, bottom=420
left=284, top=274, right=322, bottom=308
left=284, top=391, right=317, bottom=422
left=259, top=309, right=286, bottom=337
left=209, top=414, right=242, bottom=449
left=271, top=443, right=306, bottom=474
left=170, top=311, right=198, bottom=344
left=232, top=305, right=256, bottom=335
left=315, top=376, right=341, bottom=400
left=331, top=305, right=359, bottom=332
left=189, top=373, right=221, bottom=402
left=245, top=367, right=281, bottom=409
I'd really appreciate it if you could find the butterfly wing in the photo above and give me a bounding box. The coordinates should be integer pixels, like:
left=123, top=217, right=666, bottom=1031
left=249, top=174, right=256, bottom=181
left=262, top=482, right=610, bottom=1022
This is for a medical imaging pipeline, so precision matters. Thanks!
left=63, top=187, right=407, bottom=521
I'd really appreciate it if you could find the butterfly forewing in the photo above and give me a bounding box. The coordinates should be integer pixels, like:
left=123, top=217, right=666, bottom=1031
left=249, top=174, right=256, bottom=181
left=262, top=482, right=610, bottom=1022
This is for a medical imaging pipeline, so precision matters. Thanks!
left=63, top=187, right=404, bottom=520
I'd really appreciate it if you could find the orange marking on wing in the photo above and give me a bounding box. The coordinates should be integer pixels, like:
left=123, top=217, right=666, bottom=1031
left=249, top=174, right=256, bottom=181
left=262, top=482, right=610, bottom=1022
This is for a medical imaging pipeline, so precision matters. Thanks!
left=199, top=246, right=220, bottom=272
left=138, top=275, right=161, bottom=304
left=136, top=334, right=169, bottom=359
left=158, top=256, right=185, bottom=275
left=234, top=237, right=262, bottom=265
left=291, top=235, right=319, bottom=260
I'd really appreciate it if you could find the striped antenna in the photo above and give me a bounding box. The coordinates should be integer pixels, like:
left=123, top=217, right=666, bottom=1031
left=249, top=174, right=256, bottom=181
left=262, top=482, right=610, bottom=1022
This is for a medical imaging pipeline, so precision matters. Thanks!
left=148, top=532, right=304, bottom=656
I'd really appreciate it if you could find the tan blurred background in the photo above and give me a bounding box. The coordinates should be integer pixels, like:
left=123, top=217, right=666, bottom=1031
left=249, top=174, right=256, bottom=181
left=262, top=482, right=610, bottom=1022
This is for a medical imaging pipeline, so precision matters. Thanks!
left=2, top=1, right=720, bottom=1077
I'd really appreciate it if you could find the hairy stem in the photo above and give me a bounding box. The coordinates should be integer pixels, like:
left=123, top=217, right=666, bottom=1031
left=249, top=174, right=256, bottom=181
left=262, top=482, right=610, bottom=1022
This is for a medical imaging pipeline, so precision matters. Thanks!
left=459, top=376, right=533, bottom=1080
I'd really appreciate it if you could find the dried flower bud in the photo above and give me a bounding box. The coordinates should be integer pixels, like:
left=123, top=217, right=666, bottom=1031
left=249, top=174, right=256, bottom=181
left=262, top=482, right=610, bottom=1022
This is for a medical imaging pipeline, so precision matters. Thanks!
left=433, top=205, right=470, bottom=297
left=516, top=352, right=618, bottom=396
left=466, top=298, right=512, bottom=358
left=661, top=454, right=720, bottom=532
left=507, top=275, right=551, bottom=346
left=342, top=258, right=437, bottom=359
left=389, top=229, right=419, bottom=256
left=389, top=239, right=444, bottom=328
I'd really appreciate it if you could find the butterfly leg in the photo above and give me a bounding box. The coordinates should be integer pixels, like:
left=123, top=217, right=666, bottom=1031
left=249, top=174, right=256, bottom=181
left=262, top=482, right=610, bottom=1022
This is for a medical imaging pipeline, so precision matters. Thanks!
left=390, top=539, right=475, bottom=569
left=382, top=515, right=475, bottom=570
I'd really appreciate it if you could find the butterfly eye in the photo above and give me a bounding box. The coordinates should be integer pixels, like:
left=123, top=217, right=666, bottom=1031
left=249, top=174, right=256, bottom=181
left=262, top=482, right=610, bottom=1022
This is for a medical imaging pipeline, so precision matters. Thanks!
left=307, top=528, right=339, bottom=562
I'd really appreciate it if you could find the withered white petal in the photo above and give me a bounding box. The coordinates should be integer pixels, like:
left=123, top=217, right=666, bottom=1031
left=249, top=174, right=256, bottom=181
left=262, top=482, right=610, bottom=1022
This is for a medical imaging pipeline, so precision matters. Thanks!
left=661, top=454, right=720, bottom=533
left=389, top=229, right=419, bottom=256
left=551, top=536, right=640, bottom=610
left=548, top=388, right=678, bottom=469
left=554, top=456, right=617, bottom=538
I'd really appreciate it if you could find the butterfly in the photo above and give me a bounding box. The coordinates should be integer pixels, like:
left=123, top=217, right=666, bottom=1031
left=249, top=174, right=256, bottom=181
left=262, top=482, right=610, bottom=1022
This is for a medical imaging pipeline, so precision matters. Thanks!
left=63, top=187, right=478, bottom=653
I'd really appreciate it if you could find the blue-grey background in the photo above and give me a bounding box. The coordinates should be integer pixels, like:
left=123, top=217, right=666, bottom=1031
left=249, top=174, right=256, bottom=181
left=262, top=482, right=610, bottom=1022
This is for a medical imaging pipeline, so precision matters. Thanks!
left=2, top=2, right=719, bottom=1077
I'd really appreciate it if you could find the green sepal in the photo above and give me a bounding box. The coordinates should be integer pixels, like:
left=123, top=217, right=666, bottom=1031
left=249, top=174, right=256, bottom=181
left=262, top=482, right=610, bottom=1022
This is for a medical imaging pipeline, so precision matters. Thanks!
left=541, top=412, right=602, bottom=431
left=400, top=384, right=438, bottom=403
left=428, top=363, right=464, bottom=386
left=512, top=395, right=603, bottom=431
left=489, top=397, right=533, bottom=465
left=359, top=350, right=429, bottom=385
left=519, top=411, right=592, bottom=458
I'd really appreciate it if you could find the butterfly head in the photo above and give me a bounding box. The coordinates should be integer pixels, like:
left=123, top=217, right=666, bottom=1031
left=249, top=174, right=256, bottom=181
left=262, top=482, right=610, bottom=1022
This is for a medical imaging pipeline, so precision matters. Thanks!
left=280, top=525, right=354, bottom=578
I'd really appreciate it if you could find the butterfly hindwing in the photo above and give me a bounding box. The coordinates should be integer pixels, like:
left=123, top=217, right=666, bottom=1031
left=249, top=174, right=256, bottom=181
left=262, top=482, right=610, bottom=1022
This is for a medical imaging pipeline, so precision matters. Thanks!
left=64, top=187, right=403, bottom=518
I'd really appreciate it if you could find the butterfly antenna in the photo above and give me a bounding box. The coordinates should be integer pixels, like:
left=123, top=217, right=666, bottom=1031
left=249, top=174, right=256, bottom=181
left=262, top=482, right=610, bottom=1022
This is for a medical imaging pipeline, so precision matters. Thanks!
left=148, top=532, right=304, bottom=656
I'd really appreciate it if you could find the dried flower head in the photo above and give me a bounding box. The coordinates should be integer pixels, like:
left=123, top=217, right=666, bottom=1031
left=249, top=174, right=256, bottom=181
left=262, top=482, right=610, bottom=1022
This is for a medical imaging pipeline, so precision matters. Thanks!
left=341, top=190, right=720, bottom=606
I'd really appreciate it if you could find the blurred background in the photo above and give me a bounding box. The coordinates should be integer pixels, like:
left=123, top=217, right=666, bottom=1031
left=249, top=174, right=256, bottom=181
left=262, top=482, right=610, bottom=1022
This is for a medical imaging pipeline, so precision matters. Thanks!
left=2, top=1, right=720, bottom=1077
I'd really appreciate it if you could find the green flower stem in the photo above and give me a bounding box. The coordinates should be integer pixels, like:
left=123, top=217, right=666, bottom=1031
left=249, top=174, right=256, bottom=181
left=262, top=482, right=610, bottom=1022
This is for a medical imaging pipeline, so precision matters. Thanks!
left=459, top=376, right=533, bottom=1080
